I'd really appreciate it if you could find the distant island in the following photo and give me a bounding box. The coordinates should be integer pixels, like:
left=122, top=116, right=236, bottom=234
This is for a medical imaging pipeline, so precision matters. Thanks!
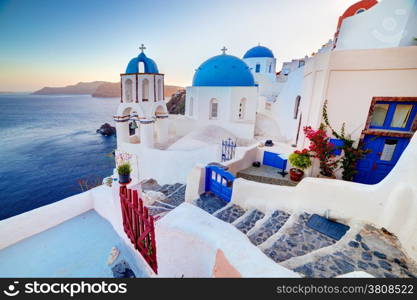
left=32, top=81, right=183, bottom=99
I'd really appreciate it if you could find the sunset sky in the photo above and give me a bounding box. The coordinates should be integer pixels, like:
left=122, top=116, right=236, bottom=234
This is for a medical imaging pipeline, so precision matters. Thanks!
left=0, top=0, right=359, bottom=92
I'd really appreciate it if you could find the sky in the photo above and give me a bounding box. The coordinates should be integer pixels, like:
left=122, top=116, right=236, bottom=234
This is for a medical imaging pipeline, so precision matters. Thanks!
left=0, top=0, right=360, bottom=92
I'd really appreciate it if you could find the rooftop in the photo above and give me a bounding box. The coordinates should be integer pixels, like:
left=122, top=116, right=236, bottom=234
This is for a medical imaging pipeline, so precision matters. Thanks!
left=0, top=210, right=148, bottom=278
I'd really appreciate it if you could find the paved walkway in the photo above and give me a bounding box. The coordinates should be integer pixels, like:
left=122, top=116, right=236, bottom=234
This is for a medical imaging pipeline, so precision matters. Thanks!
left=192, top=194, right=417, bottom=278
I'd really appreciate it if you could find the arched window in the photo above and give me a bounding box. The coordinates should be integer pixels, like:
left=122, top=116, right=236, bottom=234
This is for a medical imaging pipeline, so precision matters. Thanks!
left=238, top=98, right=246, bottom=120
left=142, top=78, right=149, bottom=101
left=210, top=98, right=218, bottom=119
left=255, top=64, right=261, bottom=73
left=294, top=96, right=301, bottom=119
left=189, top=97, right=194, bottom=116
left=157, top=79, right=162, bottom=101
left=138, top=62, right=145, bottom=73
left=125, top=79, right=133, bottom=103
left=356, top=8, right=366, bottom=14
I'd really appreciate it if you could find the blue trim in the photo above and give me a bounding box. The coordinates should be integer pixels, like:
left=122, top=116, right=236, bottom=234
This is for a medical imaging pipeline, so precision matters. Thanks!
left=370, top=101, right=417, bottom=132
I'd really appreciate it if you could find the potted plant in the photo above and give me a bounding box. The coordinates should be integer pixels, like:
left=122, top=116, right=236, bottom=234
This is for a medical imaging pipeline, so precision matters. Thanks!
left=117, top=163, right=132, bottom=184
left=288, top=149, right=312, bottom=181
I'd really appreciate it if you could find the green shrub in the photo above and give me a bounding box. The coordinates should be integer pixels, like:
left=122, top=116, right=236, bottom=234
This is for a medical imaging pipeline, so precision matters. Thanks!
left=117, top=163, right=132, bottom=175
left=289, top=152, right=312, bottom=170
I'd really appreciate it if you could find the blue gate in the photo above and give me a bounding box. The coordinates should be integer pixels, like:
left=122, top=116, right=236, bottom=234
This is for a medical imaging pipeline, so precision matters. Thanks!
left=205, top=165, right=235, bottom=203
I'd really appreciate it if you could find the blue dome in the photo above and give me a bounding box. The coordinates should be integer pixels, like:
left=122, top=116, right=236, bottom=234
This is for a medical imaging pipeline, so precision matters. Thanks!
left=192, top=54, right=255, bottom=87
left=125, top=52, right=159, bottom=74
left=243, top=46, right=274, bottom=59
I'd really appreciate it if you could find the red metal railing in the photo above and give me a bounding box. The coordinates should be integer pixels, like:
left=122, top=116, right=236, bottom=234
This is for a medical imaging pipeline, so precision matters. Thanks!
left=119, top=186, right=158, bottom=273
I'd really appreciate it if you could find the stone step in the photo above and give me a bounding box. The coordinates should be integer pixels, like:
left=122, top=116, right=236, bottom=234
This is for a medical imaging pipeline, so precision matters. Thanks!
left=287, top=225, right=417, bottom=278
left=234, top=209, right=265, bottom=234
left=195, top=192, right=227, bottom=214
left=160, top=185, right=186, bottom=207
left=248, top=210, right=291, bottom=246
left=214, top=204, right=246, bottom=224
left=262, top=212, right=338, bottom=263
left=158, top=183, right=183, bottom=196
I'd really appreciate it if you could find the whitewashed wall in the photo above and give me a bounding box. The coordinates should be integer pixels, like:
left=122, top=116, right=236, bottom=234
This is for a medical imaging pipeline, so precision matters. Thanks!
left=336, top=0, right=417, bottom=50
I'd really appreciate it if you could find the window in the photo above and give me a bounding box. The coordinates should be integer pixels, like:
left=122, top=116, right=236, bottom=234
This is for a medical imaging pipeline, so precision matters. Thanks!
left=268, top=64, right=272, bottom=73
left=255, top=64, right=260, bottom=73
left=124, top=79, right=133, bottom=103
left=380, top=139, right=398, bottom=161
left=299, top=60, right=305, bottom=68
left=294, top=96, right=301, bottom=119
left=210, top=99, right=218, bottom=119
left=370, top=102, right=416, bottom=131
left=142, top=78, right=149, bottom=101
left=189, top=97, right=194, bottom=116
left=371, top=104, right=389, bottom=127
left=356, top=8, right=366, bottom=14
left=238, top=98, right=246, bottom=120
left=391, top=104, right=413, bottom=128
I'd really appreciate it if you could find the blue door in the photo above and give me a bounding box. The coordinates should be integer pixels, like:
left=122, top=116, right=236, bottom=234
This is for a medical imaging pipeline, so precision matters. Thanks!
left=354, top=135, right=410, bottom=184
left=205, top=166, right=235, bottom=203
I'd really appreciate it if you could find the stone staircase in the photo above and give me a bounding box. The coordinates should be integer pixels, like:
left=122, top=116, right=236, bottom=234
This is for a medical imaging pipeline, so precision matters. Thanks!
left=194, top=192, right=417, bottom=278
left=146, top=183, right=186, bottom=218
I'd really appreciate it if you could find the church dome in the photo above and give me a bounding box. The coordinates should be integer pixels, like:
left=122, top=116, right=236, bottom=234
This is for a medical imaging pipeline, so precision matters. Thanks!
left=192, top=54, right=255, bottom=87
left=243, top=45, right=274, bottom=59
left=125, top=52, right=159, bottom=74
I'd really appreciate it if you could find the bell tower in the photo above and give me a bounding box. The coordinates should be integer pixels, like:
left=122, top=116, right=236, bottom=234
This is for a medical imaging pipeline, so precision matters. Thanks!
left=114, top=44, right=169, bottom=149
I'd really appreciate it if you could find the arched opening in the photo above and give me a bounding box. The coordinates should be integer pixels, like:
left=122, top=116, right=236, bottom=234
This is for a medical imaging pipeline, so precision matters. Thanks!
left=238, top=98, right=246, bottom=120
left=142, top=79, right=149, bottom=101
left=120, top=107, right=141, bottom=144
left=157, top=79, right=162, bottom=101
left=154, top=105, right=168, bottom=144
left=189, top=97, right=194, bottom=116
left=209, top=98, right=219, bottom=119
left=255, top=64, right=261, bottom=73
left=125, top=79, right=133, bottom=103
left=294, top=96, right=301, bottom=119
left=138, top=61, right=145, bottom=73
left=356, top=8, right=366, bottom=14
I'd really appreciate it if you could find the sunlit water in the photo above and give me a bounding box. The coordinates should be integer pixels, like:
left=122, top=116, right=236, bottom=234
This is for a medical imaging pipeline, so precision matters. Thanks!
left=0, top=94, right=118, bottom=220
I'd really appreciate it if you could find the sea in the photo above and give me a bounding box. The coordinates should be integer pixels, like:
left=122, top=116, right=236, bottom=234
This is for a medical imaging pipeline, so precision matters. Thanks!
left=0, top=94, right=118, bottom=220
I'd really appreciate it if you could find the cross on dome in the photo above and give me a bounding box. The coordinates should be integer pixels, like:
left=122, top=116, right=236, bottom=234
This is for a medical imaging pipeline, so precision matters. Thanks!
left=221, top=46, right=227, bottom=55
left=139, top=44, right=146, bottom=52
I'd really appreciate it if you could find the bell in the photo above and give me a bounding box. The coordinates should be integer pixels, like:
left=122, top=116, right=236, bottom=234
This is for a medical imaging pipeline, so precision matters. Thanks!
left=130, top=120, right=138, bottom=129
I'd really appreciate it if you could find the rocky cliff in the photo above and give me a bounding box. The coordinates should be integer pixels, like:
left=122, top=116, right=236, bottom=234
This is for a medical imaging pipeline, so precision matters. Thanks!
left=33, top=81, right=106, bottom=95
left=166, top=89, right=186, bottom=114
left=33, top=81, right=183, bottom=99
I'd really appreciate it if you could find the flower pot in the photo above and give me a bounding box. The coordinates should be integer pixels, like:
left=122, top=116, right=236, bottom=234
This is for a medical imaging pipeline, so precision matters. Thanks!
left=119, top=173, right=131, bottom=184
left=290, top=168, right=304, bottom=182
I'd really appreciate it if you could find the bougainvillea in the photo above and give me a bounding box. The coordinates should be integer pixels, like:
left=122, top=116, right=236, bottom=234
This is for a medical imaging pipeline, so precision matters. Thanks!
left=303, top=125, right=338, bottom=177
left=322, top=100, right=371, bottom=181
